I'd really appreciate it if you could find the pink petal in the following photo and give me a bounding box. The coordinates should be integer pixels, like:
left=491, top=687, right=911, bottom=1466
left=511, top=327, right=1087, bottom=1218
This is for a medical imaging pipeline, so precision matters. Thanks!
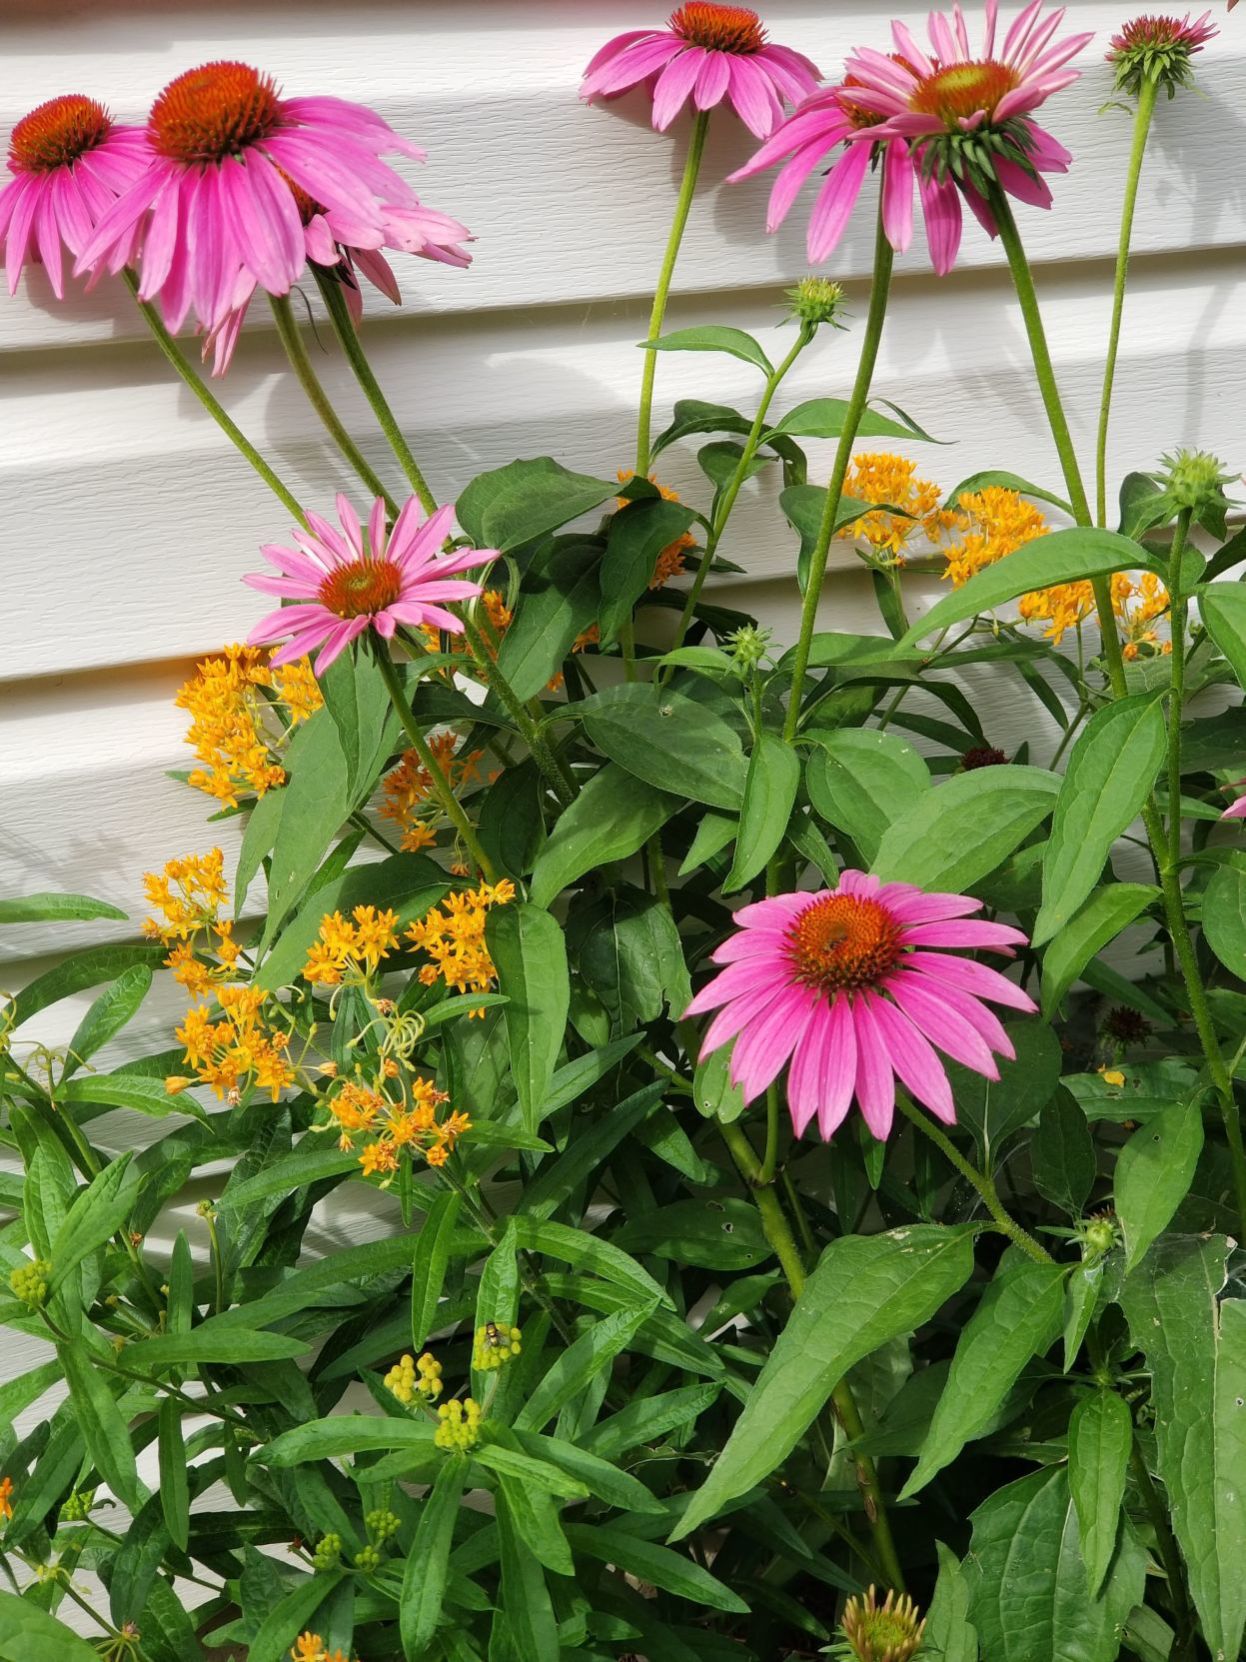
left=851, top=996, right=896, bottom=1140
left=919, top=167, right=962, bottom=276
left=727, top=56, right=781, bottom=139
left=884, top=972, right=999, bottom=1075
left=817, top=994, right=858, bottom=1140
left=765, top=140, right=835, bottom=233
left=807, top=140, right=872, bottom=264
left=728, top=987, right=812, bottom=1102
left=787, top=1007, right=832, bottom=1136
left=700, top=981, right=790, bottom=1057
left=900, top=920, right=1028, bottom=951
left=868, top=994, right=956, bottom=1123
left=693, top=50, right=732, bottom=112
left=904, top=952, right=1036, bottom=1012
left=881, top=140, right=914, bottom=255
left=652, top=49, right=706, bottom=131
left=685, top=957, right=779, bottom=1017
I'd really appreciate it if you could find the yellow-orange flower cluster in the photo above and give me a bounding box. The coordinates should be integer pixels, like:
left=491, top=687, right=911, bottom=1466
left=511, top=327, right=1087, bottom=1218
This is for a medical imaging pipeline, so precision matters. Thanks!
left=142, top=850, right=241, bottom=996
left=1113, top=571, right=1171, bottom=660
left=422, top=588, right=513, bottom=675
left=303, top=907, right=400, bottom=987
left=1016, top=580, right=1097, bottom=644
left=940, top=485, right=1050, bottom=588
left=0, top=1476, right=14, bottom=1523
left=616, top=470, right=695, bottom=589
left=837, top=453, right=956, bottom=562
left=175, top=644, right=321, bottom=808
left=290, top=1636, right=355, bottom=1662
left=176, top=984, right=293, bottom=1103
left=405, top=879, right=516, bottom=1008
left=324, top=1073, right=470, bottom=1178
left=380, top=732, right=483, bottom=853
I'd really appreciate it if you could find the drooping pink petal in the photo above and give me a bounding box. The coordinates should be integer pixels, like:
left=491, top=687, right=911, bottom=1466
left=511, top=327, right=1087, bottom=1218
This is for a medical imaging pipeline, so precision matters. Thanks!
left=807, top=140, right=872, bottom=264
left=851, top=996, right=897, bottom=1140
left=868, top=994, right=957, bottom=1123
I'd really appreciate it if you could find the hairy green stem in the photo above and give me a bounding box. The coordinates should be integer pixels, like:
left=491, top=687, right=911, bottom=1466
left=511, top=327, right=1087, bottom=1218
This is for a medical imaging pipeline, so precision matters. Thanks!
left=374, top=647, right=496, bottom=878
left=124, top=269, right=305, bottom=524
left=895, top=1095, right=1051, bottom=1263
left=314, top=267, right=438, bottom=514
left=457, top=614, right=577, bottom=808
left=636, top=110, right=711, bottom=476
left=719, top=1118, right=907, bottom=1592
left=268, top=294, right=396, bottom=510
left=1165, top=510, right=1192, bottom=870
left=1096, top=79, right=1159, bottom=527
left=784, top=210, right=894, bottom=744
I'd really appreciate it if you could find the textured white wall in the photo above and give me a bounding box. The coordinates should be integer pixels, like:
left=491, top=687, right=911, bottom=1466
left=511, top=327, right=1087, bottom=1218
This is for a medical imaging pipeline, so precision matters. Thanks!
left=1, top=0, right=1244, bottom=1453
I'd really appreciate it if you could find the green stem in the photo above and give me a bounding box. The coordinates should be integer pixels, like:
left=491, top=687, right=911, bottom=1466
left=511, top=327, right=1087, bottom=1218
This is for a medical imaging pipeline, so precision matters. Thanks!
left=784, top=210, right=894, bottom=744
left=124, top=269, right=305, bottom=524
left=894, top=1095, right=1051, bottom=1264
left=268, top=294, right=396, bottom=511
left=314, top=267, right=438, bottom=514
left=1095, top=79, right=1159, bottom=527
left=719, top=1119, right=906, bottom=1593
left=636, top=110, right=711, bottom=475
left=1165, top=510, right=1192, bottom=871
left=374, top=646, right=496, bottom=879
left=760, top=1085, right=782, bottom=1185
left=457, top=614, right=577, bottom=808
left=1129, top=1431, right=1197, bottom=1655
left=668, top=324, right=813, bottom=663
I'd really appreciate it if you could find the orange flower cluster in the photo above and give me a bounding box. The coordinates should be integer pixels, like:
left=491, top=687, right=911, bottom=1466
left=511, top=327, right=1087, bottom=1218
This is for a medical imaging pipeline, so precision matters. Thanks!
left=142, top=849, right=241, bottom=996
left=837, top=453, right=957, bottom=562
left=303, top=906, right=401, bottom=987
left=1113, top=571, right=1172, bottom=660
left=940, top=485, right=1050, bottom=588
left=0, top=1476, right=14, bottom=1522
left=406, top=879, right=516, bottom=1008
left=421, top=588, right=513, bottom=675
left=380, top=731, right=483, bottom=853
left=616, top=470, right=696, bottom=589
left=175, top=644, right=321, bottom=808
left=290, top=1636, right=356, bottom=1662
left=324, top=1072, right=470, bottom=1178
left=176, top=983, right=293, bottom=1103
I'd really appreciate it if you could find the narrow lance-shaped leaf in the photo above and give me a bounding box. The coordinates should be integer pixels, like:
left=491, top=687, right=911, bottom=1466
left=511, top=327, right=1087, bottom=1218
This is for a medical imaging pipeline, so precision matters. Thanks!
left=411, top=1190, right=462, bottom=1352
left=62, top=965, right=152, bottom=1077
left=1068, top=1389, right=1132, bottom=1596
left=725, top=733, right=800, bottom=891
left=516, top=1298, right=658, bottom=1432
left=643, top=324, right=774, bottom=374
left=399, top=1453, right=468, bottom=1660
left=487, top=903, right=569, bottom=1133
left=157, top=1397, right=190, bottom=1554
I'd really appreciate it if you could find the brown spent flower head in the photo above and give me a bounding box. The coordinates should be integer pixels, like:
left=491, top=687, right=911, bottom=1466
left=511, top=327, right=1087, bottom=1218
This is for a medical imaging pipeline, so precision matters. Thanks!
left=837, top=1586, right=926, bottom=1662
left=961, top=745, right=1010, bottom=770
left=1104, top=1005, right=1151, bottom=1045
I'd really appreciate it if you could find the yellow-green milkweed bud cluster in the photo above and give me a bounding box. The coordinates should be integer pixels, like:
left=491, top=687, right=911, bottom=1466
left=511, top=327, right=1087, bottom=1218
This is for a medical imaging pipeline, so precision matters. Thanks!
left=383, top=1350, right=442, bottom=1405
left=9, top=1258, right=51, bottom=1307
left=434, top=1397, right=482, bottom=1452
left=472, top=1320, right=522, bottom=1372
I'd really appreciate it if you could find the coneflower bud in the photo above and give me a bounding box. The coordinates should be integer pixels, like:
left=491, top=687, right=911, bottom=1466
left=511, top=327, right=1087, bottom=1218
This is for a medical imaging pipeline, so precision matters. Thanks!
left=786, top=275, right=846, bottom=328
left=1106, top=12, right=1217, bottom=98
left=835, top=1587, right=926, bottom=1662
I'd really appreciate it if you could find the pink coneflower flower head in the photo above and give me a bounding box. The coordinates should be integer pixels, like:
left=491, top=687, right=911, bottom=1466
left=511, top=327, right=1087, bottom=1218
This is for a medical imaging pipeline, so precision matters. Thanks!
left=685, top=870, right=1035, bottom=1141
left=580, top=5, right=820, bottom=137
left=833, top=0, right=1091, bottom=272
left=1221, top=788, right=1246, bottom=821
left=1107, top=13, right=1217, bottom=96
left=1, top=95, right=150, bottom=297
left=76, top=61, right=433, bottom=336
left=245, top=494, right=498, bottom=673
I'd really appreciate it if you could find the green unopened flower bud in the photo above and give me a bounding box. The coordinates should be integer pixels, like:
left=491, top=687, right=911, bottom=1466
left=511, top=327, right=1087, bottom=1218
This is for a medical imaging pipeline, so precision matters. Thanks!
left=354, top=1543, right=383, bottom=1574
left=1081, top=1213, right=1121, bottom=1259
left=9, top=1258, right=51, bottom=1308
left=365, top=1507, right=401, bottom=1543
left=1107, top=13, right=1217, bottom=99
left=434, top=1397, right=482, bottom=1452
left=1157, top=448, right=1238, bottom=525
left=311, top=1532, right=342, bottom=1571
left=786, top=276, right=846, bottom=328
left=832, top=1586, right=926, bottom=1662
left=726, top=624, right=772, bottom=670
left=60, top=1488, right=96, bottom=1523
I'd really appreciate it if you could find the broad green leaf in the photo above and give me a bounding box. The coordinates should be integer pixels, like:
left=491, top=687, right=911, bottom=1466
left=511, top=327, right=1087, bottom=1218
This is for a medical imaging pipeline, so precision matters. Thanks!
left=60, top=1342, right=142, bottom=1510
left=1068, top=1390, right=1131, bottom=1596
left=457, top=457, right=615, bottom=552
left=651, top=397, right=751, bottom=457
left=264, top=1416, right=438, bottom=1466
left=925, top=1541, right=978, bottom=1662
left=157, top=1396, right=190, bottom=1553
left=944, top=1018, right=1063, bottom=1157
left=692, top=1044, right=747, bottom=1124
left=578, top=685, right=747, bottom=809
left=1033, top=695, right=1166, bottom=945
left=127, top=1326, right=310, bottom=1369
left=942, top=469, right=1072, bottom=517
left=1115, top=1100, right=1204, bottom=1272
left=612, top=1198, right=769, bottom=1270
left=0, top=1592, right=104, bottom=1662
left=1040, top=883, right=1158, bottom=1017
left=0, top=892, right=126, bottom=925
left=673, top=1226, right=977, bottom=1538
left=10, top=942, right=164, bottom=1029
left=259, top=706, right=356, bottom=945
left=569, top=886, right=690, bottom=1031
left=57, top=1072, right=186, bottom=1118
left=62, top=964, right=153, bottom=1079
left=411, top=1190, right=463, bottom=1352
left=496, top=1490, right=560, bottom=1661
left=1202, top=858, right=1246, bottom=979
left=600, top=498, right=697, bottom=645
left=496, top=538, right=601, bottom=700
left=805, top=728, right=931, bottom=862
left=679, top=807, right=738, bottom=875
left=767, top=397, right=939, bottom=444
left=512, top=1217, right=669, bottom=1307
left=1200, top=581, right=1246, bottom=691
left=1031, top=1090, right=1096, bottom=1218
left=1063, top=1260, right=1105, bottom=1373
left=872, top=766, right=1059, bottom=892
left=530, top=765, right=677, bottom=908
left=1120, top=1237, right=1246, bottom=1661
left=215, top=1144, right=360, bottom=1209
left=643, top=324, right=773, bottom=375
left=400, top=1453, right=467, bottom=1659
left=568, top=1521, right=749, bottom=1614
left=517, top=1299, right=657, bottom=1431
left=902, top=1249, right=1066, bottom=1496
left=49, top=1153, right=140, bottom=1294
left=247, top=1572, right=344, bottom=1662
left=725, top=733, right=800, bottom=891
left=780, top=485, right=880, bottom=575
left=319, top=643, right=394, bottom=799
left=967, top=1466, right=1146, bottom=1662
left=487, top=903, right=569, bottom=1133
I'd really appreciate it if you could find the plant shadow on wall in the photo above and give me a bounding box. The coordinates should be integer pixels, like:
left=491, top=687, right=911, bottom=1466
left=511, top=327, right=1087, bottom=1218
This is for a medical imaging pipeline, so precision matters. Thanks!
left=2, top=9, right=1246, bottom=1662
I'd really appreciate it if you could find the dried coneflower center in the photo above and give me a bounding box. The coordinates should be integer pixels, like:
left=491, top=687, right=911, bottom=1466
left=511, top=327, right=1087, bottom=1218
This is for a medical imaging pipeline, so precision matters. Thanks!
left=910, top=59, right=1020, bottom=124
left=318, top=559, right=402, bottom=620
left=669, top=3, right=767, bottom=53
left=149, top=61, right=284, bottom=163
left=788, top=895, right=905, bottom=994
left=9, top=95, right=112, bottom=173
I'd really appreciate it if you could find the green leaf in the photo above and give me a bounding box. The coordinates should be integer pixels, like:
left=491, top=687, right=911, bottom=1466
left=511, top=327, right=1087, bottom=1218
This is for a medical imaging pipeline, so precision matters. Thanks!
left=672, top=1226, right=977, bottom=1538
left=966, top=1466, right=1146, bottom=1662
left=651, top=398, right=751, bottom=458
left=578, top=685, right=747, bottom=809
left=264, top=1416, right=438, bottom=1466
left=247, top=1573, right=344, bottom=1662
left=235, top=782, right=284, bottom=912
left=157, top=1396, right=190, bottom=1553
left=259, top=708, right=353, bottom=946
left=1120, top=1237, right=1246, bottom=1661
left=319, top=644, right=395, bottom=799
left=0, top=1592, right=104, bottom=1662
left=901, top=1250, right=1067, bottom=1497
left=1200, top=581, right=1246, bottom=691
left=496, top=1490, right=560, bottom=1661
left=127, top=1326, right=310, bottom=1369
left=62, top=964, right=153, bottom=1078
left=512, top=1217, right=669, bottom=1308
left=779, top=484, right=877, bottom=575
left=1031, top=1090, right=1096, bottom=1218
left=60, top=1341, right=142, bottom=1510
left=529, top=765, right=677, bottom=908
left=724, top=733, right=800, bottom=891
left=472, top=1441, right=589, bottom=1498
left=582, top=1382, right=722, bottom=1461
left=9, top=942, right=164, bottom=1030
left=1040, top=883, right=1158, bottom=1017
left=1033, top=695, right=1166, bottom=945
left=1202, top=858, right=1246, bottom=979
left=510, top=1429, right=663, bottom=1515
left=0, top=893, right=126, bottom=926
left=897, top=527, right=1150, bottom=647
left=1068, top=1390, right=1131, bottom=1596
left=215, top=1144, right=361, bottom=1209
left=1115, top=1101, right=1204, bottom=1272
left=925, top=1541, right=978, bottom=1662
left=569, top=886, right=690, bottom=1031
left=565, top=1523, right=748, bottom=1613
left=805, top=728, right=931, bottom=862
left=487, top=904, right=569, bottom=1133
left=612, top=1198, right=769, bottom=1271
left=400, top=1453, right=467, bottom=1659
left=767, top=397, right=940, bottom=444
left=456, top=457, right=616, bottom=552
left=941, top=469, right=1072, bottom=517
left=518, top=1081, right=664, bottom=1222
left=679, top=807, right=739, bottom=875
left=411, top=1190, right=463, bottom=1352
left=692, top=1044, right=747, bottom=1124
left=49, top=1153, right=140, bottom=1294
left=57, top=1073, right=188, bottom=1118
left=516, top=1299, right=658, bottom=1431
left=496, top=539, right=601, bottom=700
left=872, top=766, right=1058, bottom=892
left=600, top=498, right=697, bottom=645
left=643, top=324, right=773, bottom=375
